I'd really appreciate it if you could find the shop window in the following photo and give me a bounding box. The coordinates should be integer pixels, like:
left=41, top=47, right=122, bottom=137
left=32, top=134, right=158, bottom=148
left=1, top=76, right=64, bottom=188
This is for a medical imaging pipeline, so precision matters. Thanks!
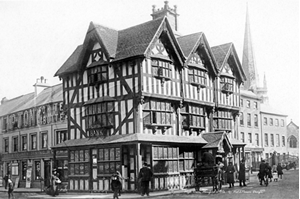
left=97, top=147, right=121, bottom=175
left=85, top=101, right=115, bottom=137
left=21, top=135, right=27, bottom=151
left=56, top=130, right=68, bottom=144
left=41, top=132, right=48, bottom=149
left=11, top=162, right=18, bottom=175
left=179, top=151, right=194, bottom=172
left=13, top=136, right=18, bottom=152
left=30, top=134, right=37, bottom=150
left=69, top=149, right=90, bottom=176
left=4, top=138, right=9, bottom=153
left=56, top=159, right=68, bottom=181
left=35, top=161, right=41, bottom=180
left=153, top=146, right=178, bottom=173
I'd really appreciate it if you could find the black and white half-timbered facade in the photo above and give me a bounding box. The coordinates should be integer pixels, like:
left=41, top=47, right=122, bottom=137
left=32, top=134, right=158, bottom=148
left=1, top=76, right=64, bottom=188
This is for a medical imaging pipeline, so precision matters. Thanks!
left=53, top=2, right=246, bottom=192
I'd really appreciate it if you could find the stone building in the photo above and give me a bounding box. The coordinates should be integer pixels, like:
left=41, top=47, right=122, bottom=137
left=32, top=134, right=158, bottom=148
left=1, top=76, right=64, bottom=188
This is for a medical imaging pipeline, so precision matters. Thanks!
left=286, top=120, right=299, bottom=160
left=52, top=1, right=246, bottom=192
left=0, top=77, right=67, bottom=188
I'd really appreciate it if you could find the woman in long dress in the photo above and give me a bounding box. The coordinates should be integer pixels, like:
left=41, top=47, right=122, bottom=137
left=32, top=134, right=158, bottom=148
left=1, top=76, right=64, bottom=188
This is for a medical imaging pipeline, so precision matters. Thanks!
left=226, top=162, right=235, bottom=188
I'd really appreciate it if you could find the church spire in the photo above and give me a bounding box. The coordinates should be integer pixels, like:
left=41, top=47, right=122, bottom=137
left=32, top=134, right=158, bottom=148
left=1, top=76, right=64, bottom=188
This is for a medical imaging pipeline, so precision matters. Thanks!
left=263, top=72, right=267, bottom=89
left=241, top=4, right=259, bottom=93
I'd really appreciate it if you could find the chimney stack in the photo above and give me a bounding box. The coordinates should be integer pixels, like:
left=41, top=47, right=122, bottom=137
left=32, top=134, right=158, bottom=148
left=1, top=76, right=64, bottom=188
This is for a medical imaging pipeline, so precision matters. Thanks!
left=33, top=76, right=50, bottom=97
left=151, top=1, right=179, bottom=33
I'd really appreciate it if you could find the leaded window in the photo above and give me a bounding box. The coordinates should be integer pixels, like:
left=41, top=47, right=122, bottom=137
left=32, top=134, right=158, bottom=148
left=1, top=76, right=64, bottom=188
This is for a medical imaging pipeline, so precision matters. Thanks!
left=143, top=99, right=172, bottom=126
left=181, top=104, right=205, bottom=130
left=69, top=149, right=90, bottom=176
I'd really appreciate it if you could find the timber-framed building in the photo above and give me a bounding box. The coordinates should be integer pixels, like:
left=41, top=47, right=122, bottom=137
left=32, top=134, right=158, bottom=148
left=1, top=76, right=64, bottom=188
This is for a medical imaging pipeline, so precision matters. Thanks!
left=53, top=1, right=246, bottom=192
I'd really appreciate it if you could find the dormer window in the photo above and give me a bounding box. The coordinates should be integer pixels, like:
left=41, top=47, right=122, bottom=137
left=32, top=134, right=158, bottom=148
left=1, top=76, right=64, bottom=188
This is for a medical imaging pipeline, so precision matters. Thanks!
left=151, top=59, right=171, bottom=85
left=88, top=65, right=108, bottom=87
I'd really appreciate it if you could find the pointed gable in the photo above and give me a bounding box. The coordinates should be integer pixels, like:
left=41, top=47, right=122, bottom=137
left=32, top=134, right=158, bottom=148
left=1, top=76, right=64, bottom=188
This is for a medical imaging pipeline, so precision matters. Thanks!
left=177, top=32, right=218, bottom=76
left=55, top=22, right=118, bottom=77
left=211, top=43, right=246, bottom=82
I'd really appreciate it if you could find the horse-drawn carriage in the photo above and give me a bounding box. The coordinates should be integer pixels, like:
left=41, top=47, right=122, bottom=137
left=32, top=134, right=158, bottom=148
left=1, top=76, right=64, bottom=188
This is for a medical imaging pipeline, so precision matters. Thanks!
left=194, top=152, right=223, bottom=192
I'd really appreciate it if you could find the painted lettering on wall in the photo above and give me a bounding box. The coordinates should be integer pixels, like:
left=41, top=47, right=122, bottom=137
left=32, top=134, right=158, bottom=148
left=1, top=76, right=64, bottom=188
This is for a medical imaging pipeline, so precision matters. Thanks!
left=3, top=102, right=65, bottom=131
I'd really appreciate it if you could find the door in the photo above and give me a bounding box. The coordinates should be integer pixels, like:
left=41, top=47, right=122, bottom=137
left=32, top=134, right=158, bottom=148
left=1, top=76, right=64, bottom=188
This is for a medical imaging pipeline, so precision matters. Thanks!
left=122, top=145, right=137, bottom=191
left=44, top=160, right=51, bottom=187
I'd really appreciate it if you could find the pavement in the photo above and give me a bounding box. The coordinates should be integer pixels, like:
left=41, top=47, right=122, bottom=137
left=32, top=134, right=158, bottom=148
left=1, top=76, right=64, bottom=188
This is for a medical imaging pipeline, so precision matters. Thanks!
left=0, top=171, right=273, bottom=199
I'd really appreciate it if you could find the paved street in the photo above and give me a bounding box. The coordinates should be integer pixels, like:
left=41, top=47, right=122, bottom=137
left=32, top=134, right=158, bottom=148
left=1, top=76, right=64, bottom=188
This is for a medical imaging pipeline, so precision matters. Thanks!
left=0, top=169, right=297, bottom=199
left=158, top=169, right=299, bottom=199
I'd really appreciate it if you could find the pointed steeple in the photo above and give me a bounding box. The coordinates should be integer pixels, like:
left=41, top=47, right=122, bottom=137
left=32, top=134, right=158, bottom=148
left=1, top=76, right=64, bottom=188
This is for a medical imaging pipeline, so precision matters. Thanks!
left=263, top=72, right=267, bottom=89
left=241, top=4, right=259, bottom=93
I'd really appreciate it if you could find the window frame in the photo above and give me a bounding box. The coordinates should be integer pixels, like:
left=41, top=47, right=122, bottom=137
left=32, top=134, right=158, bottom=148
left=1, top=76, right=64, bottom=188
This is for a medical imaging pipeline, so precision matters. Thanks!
left=254, top=114, right=258, bottom=127
left=4, top=138, right=9, bottom=153
left=56, top=130, right=68, bottom=145
left=30, top=133, right=37, bottom=150
left=270, top=134, right=274, bottom=147
left=41, top=131, right=48, bottom=149
left=255, top=133, right=259, bottom=146
left=21, top=135, right=27, bottom=151
left=248, top=133, right=252, bottom=143
left=247, top=113, right=251, bottom=127
left=240, top=112, right=244, bottom=126
left=12, top=136, right=18, bottom=152
left=264, top=133, right=268, bottom=147
left=241, top=132, right=245, bottom=143
left=246, top=100, right=250, bottom=108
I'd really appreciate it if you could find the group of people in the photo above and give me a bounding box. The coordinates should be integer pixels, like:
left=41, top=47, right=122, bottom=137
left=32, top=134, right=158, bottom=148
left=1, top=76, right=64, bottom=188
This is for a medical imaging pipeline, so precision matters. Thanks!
left=221, top=159, right=247, bottom=188
left=258, top=160, right=284, bottom=185
left=111, top=162, right=153, bottom=199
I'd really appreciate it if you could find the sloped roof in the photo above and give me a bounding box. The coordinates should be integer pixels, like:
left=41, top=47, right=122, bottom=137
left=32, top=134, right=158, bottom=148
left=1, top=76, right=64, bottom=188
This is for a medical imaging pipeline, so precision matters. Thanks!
left=114, top=17, right=164, bottom=61
left=201, top=131, right=233, bottom=149
left=177, top=32, right=218, bottom=75
left=52, top=133, right=207, bottom=149
left=54, top=45, right=83, bottom=77
left=211, top=43, right=231, bottom=69
left=0, top=84, right=63, bottom=117
left=0, top=93, right=34, bottom=117
left=211, top=43, right=247, bottom=82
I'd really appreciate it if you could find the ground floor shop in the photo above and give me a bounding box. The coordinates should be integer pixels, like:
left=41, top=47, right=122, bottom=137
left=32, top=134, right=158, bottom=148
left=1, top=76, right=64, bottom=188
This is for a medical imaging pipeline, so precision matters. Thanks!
left=2, top=150, right=53, bottom=189
left=244, top=148, right=264, bottom=171
left=52, top=132, right=245, bottom=192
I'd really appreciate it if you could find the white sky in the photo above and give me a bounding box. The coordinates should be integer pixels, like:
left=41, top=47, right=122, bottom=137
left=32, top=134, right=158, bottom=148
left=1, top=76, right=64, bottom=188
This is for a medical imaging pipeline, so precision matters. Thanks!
left=0, top=0, right=299, bottom=125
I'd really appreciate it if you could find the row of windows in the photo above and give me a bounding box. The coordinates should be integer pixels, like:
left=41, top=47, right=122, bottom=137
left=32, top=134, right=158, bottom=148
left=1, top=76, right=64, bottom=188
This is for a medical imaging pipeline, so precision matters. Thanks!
left=240, top=99, right=258, bottom=109
left=3, top=130, right=67, bottom=153
left=264, top=133, right=285, bottom=147
left=240, top=132, right=260, bottom=146
left=263, top=117, right=285, bottom=127
left=240, top=113, right=258, bottom=127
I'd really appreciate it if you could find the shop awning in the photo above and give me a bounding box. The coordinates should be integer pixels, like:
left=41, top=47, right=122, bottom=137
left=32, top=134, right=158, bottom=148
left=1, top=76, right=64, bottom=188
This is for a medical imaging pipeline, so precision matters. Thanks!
left=52, top=133, right=208, bottom=149
left=229, top=138, right=247, bottom=147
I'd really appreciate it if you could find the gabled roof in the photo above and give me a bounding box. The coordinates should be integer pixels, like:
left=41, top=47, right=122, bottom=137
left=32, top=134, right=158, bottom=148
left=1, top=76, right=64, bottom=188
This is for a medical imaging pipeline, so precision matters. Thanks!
left=211, top=43, right=247, bottom=82
left=201, top=131, right=233, bottom=150
left=0, top=84, right=63, bottom=117
left=55, top=17, right=186, bottom=77
left=287, top=120, right=299, bottom=129
left=177, top=32, right=218, bottom=76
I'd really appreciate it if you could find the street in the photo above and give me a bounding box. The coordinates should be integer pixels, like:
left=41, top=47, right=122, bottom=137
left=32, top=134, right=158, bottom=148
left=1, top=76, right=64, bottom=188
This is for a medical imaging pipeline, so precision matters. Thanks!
left=0, top=169, right=297, bottom=199
left=158, top=169, right=299, bottom=199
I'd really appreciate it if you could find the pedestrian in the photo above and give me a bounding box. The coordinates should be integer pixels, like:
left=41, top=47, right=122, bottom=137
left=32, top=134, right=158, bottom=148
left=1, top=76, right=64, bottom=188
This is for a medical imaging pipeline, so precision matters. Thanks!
left=265, top=162, right=272, bottom=182
left=7, top=175, right=14, bottom=199
left=239, top=159, right=247, bottom=186
left=3, top=173, right=9, bottom=189
left=225, top=162, right=235, bottom=188
left=217, top=161, right=224, bottom=190
left=50, top=169, right=61, bottom=197
left=138, top=162, right=153, bottom=196
left=277, top=163, right=283, bottom=179
left=111, top=172, right=122, bottom=199
left=258, top=159, right=266, bottom=185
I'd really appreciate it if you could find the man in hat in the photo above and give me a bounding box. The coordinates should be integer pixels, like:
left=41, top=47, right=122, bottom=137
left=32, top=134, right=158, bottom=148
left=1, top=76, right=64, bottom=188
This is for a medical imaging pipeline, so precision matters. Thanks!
left=138, top=162, right=153, bottom=196
left=258, top=159, right=266, bottom=185
left=239, top=159, right=247, bottom=186
left=225, top=162, right=235, bottom=188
